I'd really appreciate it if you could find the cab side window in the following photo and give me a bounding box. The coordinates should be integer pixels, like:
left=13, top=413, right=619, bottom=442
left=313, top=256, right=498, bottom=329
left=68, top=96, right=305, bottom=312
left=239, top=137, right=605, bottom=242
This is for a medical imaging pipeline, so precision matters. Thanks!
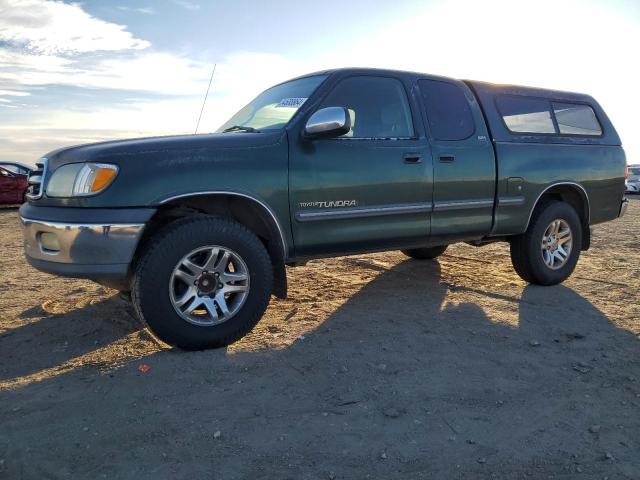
left=319, top=76, right=414, bottom=139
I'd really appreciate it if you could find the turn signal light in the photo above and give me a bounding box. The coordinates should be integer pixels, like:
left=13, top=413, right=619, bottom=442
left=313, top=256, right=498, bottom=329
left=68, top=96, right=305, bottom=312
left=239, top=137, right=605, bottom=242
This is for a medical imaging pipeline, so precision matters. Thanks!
left=72, top=163, right=119, bottom=196
left=91, top=167, right=118, bottom=192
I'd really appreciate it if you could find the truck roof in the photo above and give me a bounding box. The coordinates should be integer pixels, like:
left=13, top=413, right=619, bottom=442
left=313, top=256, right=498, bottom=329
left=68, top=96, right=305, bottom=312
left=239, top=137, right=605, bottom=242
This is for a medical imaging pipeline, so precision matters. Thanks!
left=295, top=68, right=594, bottom=99
left=285, top=68, right=622, bottom=147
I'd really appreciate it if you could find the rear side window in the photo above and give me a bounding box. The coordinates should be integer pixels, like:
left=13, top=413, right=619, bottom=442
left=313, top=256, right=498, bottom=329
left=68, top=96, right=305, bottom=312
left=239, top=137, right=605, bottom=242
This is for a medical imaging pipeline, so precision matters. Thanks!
left=419, top=79, right=474, bottom=140
left=496, top=96, right=555, bottom=134
left=496, top=95, right=603, bottom=137
left=552, top=102, right=602, bottom=135
left=319, top=76, right=414, bottom=139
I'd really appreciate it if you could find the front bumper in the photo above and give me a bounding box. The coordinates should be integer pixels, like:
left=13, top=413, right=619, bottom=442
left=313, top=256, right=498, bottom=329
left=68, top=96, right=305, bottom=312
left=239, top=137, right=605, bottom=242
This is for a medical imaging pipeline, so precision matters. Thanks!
left=619, top=197, right=629, bottom=218
left=19, top=204, right=155, bottom=289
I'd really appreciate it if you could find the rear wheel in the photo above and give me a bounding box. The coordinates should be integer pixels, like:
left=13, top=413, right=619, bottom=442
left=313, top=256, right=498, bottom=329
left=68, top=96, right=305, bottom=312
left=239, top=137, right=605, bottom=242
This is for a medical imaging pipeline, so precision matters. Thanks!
left=510, top=201, right=582, bottom=285
left=402, top=245, right=448, bottom=260
left=132, top=216, right=273, bottom=350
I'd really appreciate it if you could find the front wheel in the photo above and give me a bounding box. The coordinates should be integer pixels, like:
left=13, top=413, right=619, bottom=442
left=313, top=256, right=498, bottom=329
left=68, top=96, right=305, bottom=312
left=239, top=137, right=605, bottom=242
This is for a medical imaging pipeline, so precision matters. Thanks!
left=131, top=216, right=273, bottom=350
left=510, top=201, right=582, bottom=285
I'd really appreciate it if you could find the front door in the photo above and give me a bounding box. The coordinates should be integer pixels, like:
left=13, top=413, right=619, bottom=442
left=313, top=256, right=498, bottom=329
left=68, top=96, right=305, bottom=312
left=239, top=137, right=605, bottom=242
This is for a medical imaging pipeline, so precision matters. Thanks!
left=0, top=168, right=17, bottom=204
left=417, top=79, right=496, bottom=240
left=289, top=75, right=433, bottom=257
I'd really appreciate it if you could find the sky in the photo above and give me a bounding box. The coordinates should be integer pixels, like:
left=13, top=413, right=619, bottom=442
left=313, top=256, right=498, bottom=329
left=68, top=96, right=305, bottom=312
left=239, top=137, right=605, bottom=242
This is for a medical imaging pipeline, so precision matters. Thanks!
left=0, top=0, right=639, bottom=165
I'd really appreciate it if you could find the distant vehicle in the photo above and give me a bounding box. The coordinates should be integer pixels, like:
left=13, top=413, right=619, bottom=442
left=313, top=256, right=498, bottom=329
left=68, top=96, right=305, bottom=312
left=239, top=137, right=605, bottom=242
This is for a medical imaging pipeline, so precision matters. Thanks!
left=0, top=162, right=33, bottom=176
left=20, top=67, right=628, bottom=349
left=0, top=166, right=28, bottom=204
left=626, top=165, right=640, bottom=194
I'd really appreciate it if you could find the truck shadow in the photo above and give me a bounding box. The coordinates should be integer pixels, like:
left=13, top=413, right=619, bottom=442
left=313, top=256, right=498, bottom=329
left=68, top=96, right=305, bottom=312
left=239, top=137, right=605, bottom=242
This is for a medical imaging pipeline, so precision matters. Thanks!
left=1, top=258, right=639, bottom=477
left=0, top=296, right=146, bottom=383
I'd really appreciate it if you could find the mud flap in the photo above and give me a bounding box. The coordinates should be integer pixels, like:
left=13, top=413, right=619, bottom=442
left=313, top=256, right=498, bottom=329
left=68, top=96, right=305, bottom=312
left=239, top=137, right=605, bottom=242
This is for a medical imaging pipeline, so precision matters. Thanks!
left=582, top=226, right=591, bottom=251
left=272, top=258, right=287, bottom=299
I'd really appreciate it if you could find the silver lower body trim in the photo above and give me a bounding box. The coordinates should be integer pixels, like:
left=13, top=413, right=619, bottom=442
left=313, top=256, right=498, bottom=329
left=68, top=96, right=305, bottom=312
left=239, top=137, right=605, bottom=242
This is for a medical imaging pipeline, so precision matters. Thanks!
left=296, top=198, right=499, bottom=222
left=498, top=196, right=526, bottom=206
left=619, top=198, right=629, bottom=218
left=295, top=202, right=433, bottom=222
left=432, top=198, right=494, bottom=212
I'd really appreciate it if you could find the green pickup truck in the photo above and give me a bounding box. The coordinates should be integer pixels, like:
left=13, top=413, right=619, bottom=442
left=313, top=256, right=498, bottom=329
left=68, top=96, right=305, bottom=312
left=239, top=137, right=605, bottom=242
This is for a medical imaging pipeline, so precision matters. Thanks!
left=20, top=68, right=628, bottom=349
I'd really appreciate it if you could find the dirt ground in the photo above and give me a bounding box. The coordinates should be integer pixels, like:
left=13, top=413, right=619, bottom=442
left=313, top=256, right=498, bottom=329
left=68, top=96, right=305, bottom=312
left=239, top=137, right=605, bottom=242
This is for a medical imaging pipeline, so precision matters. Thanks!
left=1, top=201, right=639, bottom=480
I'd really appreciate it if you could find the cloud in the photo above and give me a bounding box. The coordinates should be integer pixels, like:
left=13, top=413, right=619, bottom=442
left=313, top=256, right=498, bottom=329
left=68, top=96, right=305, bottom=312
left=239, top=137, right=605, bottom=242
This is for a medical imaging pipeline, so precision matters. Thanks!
left=171, top=0, right=200, bottom=11
left=0, top=88, right=30, bottom=96
left=0, top=49, right=308, bottom=162
left=0, top=0, right=217, bottom=162
left=117, top=6, right=156, bottom=15
left=0, top=50, right=211, bottom=95
left=0, top=0, right=150, bottom=54
left=0, top=0, right=211, bottom=96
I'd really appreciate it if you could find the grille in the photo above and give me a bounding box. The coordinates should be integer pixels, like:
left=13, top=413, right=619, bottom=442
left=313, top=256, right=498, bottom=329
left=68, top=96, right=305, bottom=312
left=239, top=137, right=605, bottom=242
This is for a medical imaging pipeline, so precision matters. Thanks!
left=25, top=158, right=48, bottom=200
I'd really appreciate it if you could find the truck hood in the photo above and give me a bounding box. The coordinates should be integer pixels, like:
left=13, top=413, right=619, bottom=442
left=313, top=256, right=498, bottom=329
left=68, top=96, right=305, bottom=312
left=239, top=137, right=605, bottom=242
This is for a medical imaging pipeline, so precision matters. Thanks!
left=43, top=131, right=285, bottom=170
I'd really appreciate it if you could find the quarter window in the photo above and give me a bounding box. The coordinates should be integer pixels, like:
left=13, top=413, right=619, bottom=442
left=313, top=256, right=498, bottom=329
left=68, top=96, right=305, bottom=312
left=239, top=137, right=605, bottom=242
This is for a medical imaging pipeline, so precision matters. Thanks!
left=552, top=102, right=602, bottom=135
left=319, top=76, right=414, bottom=139
left=496, top=96, right=556, bottom=134
left=419, top=79, right=474, bottom=140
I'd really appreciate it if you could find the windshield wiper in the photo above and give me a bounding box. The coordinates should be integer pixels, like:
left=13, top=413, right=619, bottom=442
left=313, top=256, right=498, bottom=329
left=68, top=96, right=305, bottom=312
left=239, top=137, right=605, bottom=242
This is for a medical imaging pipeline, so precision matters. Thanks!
left=222, top=125, right=260, bottom=133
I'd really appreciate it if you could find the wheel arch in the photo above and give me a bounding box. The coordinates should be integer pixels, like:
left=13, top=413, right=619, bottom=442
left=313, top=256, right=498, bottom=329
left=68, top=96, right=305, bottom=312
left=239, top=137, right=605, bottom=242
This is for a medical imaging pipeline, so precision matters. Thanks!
left=525, top=182, right=591, bottom=250
left=133, top=191, right=289, bottom=298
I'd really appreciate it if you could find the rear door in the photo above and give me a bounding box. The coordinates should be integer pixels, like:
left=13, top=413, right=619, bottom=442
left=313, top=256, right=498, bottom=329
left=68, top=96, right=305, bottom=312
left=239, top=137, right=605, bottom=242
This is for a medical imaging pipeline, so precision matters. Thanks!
left=289, top=74, right=433, bottom=257
left=417, top=79, right=496, bottom=240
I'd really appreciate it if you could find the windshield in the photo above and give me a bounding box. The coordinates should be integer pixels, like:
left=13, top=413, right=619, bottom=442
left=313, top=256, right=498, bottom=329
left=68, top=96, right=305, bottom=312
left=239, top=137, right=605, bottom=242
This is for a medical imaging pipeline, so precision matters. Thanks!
left=629, top=167, right=640, bottom=177
left=217, top=75, right=327, bottom=133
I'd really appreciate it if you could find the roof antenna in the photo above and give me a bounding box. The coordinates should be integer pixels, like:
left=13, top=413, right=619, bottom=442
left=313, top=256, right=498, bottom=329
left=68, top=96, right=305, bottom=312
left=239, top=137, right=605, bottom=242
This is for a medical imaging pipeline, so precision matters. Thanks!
left=194, top=64, right=216, bottom=134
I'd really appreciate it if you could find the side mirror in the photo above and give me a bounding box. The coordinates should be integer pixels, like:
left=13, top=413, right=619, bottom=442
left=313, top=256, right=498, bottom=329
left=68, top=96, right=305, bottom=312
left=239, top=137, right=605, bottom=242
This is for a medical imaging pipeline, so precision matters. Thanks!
left=304, top=107, right=351, bottom=139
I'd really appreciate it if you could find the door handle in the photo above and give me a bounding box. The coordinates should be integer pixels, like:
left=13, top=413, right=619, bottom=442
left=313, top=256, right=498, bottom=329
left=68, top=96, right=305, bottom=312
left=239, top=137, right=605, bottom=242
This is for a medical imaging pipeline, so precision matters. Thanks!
left=439, top=155, right=455, bottom=163
left=403, top=153, right=422, bottom=164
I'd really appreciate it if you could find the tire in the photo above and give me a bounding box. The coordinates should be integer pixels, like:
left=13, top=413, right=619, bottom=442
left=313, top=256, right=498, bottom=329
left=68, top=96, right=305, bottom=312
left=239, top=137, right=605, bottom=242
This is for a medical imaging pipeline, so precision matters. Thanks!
left=402, top=245, right=448, bottom=260
left=510, top=200, right=582, bottom=285
left=131, top=216, right=273, bottom=350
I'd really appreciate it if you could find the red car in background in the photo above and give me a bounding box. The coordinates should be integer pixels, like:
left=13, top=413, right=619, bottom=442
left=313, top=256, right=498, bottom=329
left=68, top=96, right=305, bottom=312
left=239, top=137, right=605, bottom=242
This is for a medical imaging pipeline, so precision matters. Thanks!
left=0, top=166, right=28, bottom=204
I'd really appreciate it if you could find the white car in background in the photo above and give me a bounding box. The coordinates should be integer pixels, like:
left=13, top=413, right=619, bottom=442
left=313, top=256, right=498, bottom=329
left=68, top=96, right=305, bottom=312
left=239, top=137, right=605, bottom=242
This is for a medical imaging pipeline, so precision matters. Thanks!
left=626, top=165, right=640, bottom=194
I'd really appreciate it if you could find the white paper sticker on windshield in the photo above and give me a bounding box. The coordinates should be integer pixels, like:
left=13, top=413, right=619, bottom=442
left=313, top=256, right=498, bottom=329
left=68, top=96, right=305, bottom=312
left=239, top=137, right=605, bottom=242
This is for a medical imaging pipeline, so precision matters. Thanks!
left=276, top=97, right=307, bottom=108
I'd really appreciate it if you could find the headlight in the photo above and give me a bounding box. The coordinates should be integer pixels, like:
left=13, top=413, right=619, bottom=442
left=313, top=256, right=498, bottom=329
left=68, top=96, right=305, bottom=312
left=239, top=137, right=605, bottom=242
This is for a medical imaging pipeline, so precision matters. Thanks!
left=46, top=163, right=118, bottom=198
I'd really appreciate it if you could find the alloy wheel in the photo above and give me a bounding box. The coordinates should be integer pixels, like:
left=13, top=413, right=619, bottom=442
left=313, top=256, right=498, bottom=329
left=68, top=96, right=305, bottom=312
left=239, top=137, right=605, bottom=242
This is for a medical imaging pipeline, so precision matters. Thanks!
left=169, top=245, right=250, bottom=326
